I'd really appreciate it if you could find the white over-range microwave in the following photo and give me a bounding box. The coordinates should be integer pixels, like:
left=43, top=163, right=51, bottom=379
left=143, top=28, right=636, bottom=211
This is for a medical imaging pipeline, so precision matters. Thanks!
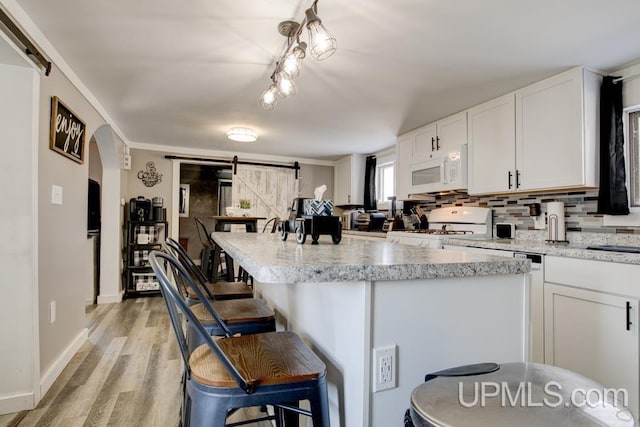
left=408, top=145, right=468, bottom=194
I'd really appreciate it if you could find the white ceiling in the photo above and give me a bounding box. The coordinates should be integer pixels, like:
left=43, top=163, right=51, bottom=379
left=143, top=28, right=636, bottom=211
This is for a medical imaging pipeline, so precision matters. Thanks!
left=13, top=0, right=640, bottom=160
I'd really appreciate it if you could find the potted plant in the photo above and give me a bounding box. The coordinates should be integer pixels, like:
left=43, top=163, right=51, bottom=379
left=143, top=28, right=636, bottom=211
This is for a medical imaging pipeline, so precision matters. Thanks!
left=239, top=199, right=252, bottom=216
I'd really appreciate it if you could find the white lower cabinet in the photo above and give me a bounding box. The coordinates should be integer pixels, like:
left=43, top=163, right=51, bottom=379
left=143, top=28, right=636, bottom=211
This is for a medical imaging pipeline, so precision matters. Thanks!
left=544, top=256, right=640, bottom=417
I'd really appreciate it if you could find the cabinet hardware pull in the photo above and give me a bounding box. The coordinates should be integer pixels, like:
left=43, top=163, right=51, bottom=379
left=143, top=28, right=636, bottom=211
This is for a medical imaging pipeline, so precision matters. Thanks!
left=431, top=137, right=435, bottom=151
left=626, top=301, right=632, bottom=331
left=436, top=136, right=440, bottom=150
left=516, top=170, right=521, bottom=188
left=508, top=171, right=513, bottom=189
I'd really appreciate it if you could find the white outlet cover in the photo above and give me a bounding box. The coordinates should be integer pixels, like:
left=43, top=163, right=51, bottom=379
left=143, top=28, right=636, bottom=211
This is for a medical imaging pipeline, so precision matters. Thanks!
left=373, top=345, right=397, bottom=392
left=49, top=300, right=56, bottom=324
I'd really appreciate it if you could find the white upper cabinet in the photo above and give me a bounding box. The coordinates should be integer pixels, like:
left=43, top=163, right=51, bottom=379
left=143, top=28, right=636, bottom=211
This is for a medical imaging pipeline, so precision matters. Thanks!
left=467, top=67, right=601, bottom=195
left=395, top=112, right=468, bottom=197
left=436, top=112, right=468, bottom=153
left=334, top=154, right=366, bottom=206
left=402, top=112, right=468, bottom=163
left=412, top=124, right=436, bottom=160
left=515, top=67, right=600, bottom=191
left=468, top=94, right=516, bottom=195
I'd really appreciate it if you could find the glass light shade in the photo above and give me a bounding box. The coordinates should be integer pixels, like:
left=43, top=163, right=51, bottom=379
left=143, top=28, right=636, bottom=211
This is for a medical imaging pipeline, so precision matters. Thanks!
left=226, top=127, right=257, bottom=142
left=305, top=8, right=337, bottom=61
left=260, top=85, right=278, bottom=109
left=281, top=42, right=307, bottom=78
left=275, top=71, right=296, bottom=97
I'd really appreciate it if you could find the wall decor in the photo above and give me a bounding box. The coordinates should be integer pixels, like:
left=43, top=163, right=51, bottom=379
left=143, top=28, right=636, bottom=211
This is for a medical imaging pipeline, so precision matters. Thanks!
left=137, top=161, right=163, bottom=187
left=179, top=184, right=190, bottom=217
left=49, top=96, right=86, bottom=163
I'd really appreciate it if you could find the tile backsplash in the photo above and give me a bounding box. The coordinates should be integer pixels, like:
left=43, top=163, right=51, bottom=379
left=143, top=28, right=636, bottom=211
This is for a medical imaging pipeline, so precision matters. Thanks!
left=412, top=190, right=640, bottom=234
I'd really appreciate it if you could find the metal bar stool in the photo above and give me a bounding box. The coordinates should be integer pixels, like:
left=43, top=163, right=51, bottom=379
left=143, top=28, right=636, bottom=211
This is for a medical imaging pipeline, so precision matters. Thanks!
left=407, top=362, right=636, bottom=426
left=162, top=240, right=274, bottom=352
left=165, top=238, right=253, bottom=301
left=150, top=252, right=330, bottom=427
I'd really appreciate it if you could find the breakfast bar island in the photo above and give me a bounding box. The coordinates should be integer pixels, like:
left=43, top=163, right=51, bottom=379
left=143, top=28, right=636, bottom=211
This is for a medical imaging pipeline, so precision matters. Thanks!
left=211, top=233, right=531, bottom=427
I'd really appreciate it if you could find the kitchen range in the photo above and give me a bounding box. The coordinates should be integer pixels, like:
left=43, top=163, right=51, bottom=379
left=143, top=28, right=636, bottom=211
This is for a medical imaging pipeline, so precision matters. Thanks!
left=386, top=206, right=493, bottom=248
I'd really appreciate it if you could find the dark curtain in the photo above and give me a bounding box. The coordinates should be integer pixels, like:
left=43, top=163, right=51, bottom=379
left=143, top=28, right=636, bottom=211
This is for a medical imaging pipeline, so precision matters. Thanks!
left=364, top=155, right=377, bottom=211
left=597, top=76, right=629, bottom=215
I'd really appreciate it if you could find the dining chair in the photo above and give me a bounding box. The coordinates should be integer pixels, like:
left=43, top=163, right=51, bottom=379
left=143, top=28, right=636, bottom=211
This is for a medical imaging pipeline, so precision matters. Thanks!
left=150, top=251, right=330, bottom=427
left=165, top=237, right=253, bottom=301
left=193, top=216, right=220, bottom=281
left=195, top=216, right=252, bottom=284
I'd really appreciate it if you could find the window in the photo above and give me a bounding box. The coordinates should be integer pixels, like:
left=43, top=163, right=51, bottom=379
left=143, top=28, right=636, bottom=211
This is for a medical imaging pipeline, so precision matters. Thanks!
left=376, top=162, right=395, bottom=203
left=629, top=110, right=640, bottom=207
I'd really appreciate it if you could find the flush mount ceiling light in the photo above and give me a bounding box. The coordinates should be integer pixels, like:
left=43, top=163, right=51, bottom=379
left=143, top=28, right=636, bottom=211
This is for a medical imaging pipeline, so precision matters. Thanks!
left=226, top=127, right=258, bottom=142
left=259, top=0, right=336, bottom=109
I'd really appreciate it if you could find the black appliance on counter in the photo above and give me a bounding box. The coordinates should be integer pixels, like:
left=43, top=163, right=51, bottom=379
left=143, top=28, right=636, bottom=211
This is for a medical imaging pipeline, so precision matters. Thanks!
left=129, top=196, right=152, bottom=221
left=355, top=212, right=386, bottom=231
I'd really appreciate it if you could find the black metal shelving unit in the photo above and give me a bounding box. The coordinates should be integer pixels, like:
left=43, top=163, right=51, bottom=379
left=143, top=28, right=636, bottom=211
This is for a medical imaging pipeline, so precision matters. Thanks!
left=123, top=220, right=167, bottom=298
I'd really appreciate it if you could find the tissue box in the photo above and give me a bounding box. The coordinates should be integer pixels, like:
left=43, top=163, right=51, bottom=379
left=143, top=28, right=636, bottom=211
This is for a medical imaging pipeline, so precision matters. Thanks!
left=303, top=199, right=334, bottom=216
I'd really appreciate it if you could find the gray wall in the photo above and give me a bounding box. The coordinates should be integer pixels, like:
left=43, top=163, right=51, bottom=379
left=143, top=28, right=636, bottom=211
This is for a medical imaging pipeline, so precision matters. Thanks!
left=127, top=149, right=174, bottom=227
left=38, top=64, right=107, bottom=376
left=298, top=163, right=334, bottom=200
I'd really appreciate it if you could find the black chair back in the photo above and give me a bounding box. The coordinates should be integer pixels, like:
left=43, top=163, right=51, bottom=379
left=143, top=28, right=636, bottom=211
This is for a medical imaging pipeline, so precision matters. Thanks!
left=164, top=238, right=213, bottom=294
left=149, top=251, right=253, bottom=392
left=194, top=217, right=214, bottom=246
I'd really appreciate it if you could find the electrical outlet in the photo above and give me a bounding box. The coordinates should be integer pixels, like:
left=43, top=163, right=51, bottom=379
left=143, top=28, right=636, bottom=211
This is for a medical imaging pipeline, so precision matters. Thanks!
left=373, top=345, right=397, bottom=392
left=533, top=213, right=546, bottom=230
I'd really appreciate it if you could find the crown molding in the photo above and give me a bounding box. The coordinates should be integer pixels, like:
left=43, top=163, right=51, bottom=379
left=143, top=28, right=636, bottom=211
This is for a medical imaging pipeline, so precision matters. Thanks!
left=128, top=141, right=337, bottom=167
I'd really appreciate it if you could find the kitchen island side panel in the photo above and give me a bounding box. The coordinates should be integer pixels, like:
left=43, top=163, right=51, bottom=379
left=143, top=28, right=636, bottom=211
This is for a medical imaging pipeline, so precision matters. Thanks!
left=369, top=274, right=529, bottom=427
left=253, top=280, right=371, bottom=427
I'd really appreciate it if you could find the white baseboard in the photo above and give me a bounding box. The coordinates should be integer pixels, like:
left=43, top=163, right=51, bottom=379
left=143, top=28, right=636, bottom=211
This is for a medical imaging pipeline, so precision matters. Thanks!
left=39, top=328, right=88, bottom=399
left=97, top=291, right=123, bottom=304
left=0, top=392, right=35, bottom=415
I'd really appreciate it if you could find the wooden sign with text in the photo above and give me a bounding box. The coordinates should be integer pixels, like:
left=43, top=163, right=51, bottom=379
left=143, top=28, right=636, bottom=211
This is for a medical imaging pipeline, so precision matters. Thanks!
left=49, top=96, right=86, bottom=164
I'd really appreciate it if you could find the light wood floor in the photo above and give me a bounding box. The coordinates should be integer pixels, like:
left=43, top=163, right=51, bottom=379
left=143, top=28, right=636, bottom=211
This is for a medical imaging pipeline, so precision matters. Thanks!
left=0, top=297, right=272, bottom=427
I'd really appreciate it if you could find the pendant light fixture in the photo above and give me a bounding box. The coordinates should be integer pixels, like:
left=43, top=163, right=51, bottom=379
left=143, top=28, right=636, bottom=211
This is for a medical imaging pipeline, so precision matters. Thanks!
left=305, top=7, right=336, bottom=60
left=260, top=83, right=279, bottom=110
left=259, top=0, right=336, bottom=109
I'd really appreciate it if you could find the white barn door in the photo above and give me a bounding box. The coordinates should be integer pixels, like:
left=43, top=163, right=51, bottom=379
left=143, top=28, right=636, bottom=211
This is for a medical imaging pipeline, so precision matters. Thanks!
left=231, top=165, right=297, bottom=232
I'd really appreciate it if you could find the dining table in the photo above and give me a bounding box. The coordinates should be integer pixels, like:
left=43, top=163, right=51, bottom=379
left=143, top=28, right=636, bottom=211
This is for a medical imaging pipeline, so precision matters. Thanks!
left=209, top=216, right=266, bottom=233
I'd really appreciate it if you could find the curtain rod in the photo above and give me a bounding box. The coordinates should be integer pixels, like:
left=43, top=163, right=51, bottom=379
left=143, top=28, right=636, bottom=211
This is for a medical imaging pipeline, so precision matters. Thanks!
left=613, top=73, right=640, bottom=84
left=0, top=8, right=52, bottom=75
left=164, top=155, right=300, bottom=179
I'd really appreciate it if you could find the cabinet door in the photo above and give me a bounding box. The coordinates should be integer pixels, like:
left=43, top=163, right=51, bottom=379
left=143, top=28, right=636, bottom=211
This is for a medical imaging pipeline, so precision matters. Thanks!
left=334, top=156, right=352, bottom=205
left=413, top=124, right=437, bottom=160
left=436, top=112, right=467, bottom=152
left=334, top=155, right=365, bottom=206
left=516, top=68, right=585, bottom=190
left=544, top=283, right=639, bottom=417
left=467, top=94, right=516, bottom=195
left=395, top=136, right=412, bottom=200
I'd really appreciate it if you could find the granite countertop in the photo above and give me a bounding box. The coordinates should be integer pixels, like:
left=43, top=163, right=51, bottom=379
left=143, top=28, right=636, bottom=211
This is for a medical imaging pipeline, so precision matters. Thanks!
left=444, top=236, right=640, bottom=265
left=211, top=232, right=529, bottom=284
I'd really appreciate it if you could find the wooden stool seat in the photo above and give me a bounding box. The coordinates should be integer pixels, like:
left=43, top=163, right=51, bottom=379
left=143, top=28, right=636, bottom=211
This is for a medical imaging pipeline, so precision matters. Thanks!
left=186, top=281, right=253, bottom=300
left=191, top=299, right=275, bottom=324
left=189, top=331, right=326, bottom=388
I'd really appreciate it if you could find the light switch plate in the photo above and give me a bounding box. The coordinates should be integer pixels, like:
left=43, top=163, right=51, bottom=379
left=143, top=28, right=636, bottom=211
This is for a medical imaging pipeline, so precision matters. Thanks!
left=51, top=185, right=63, bottom=205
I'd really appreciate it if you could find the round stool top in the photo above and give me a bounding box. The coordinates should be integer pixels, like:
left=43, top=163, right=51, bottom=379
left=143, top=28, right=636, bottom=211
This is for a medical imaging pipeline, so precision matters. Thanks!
left=410, top=362, right=636, bottom=426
